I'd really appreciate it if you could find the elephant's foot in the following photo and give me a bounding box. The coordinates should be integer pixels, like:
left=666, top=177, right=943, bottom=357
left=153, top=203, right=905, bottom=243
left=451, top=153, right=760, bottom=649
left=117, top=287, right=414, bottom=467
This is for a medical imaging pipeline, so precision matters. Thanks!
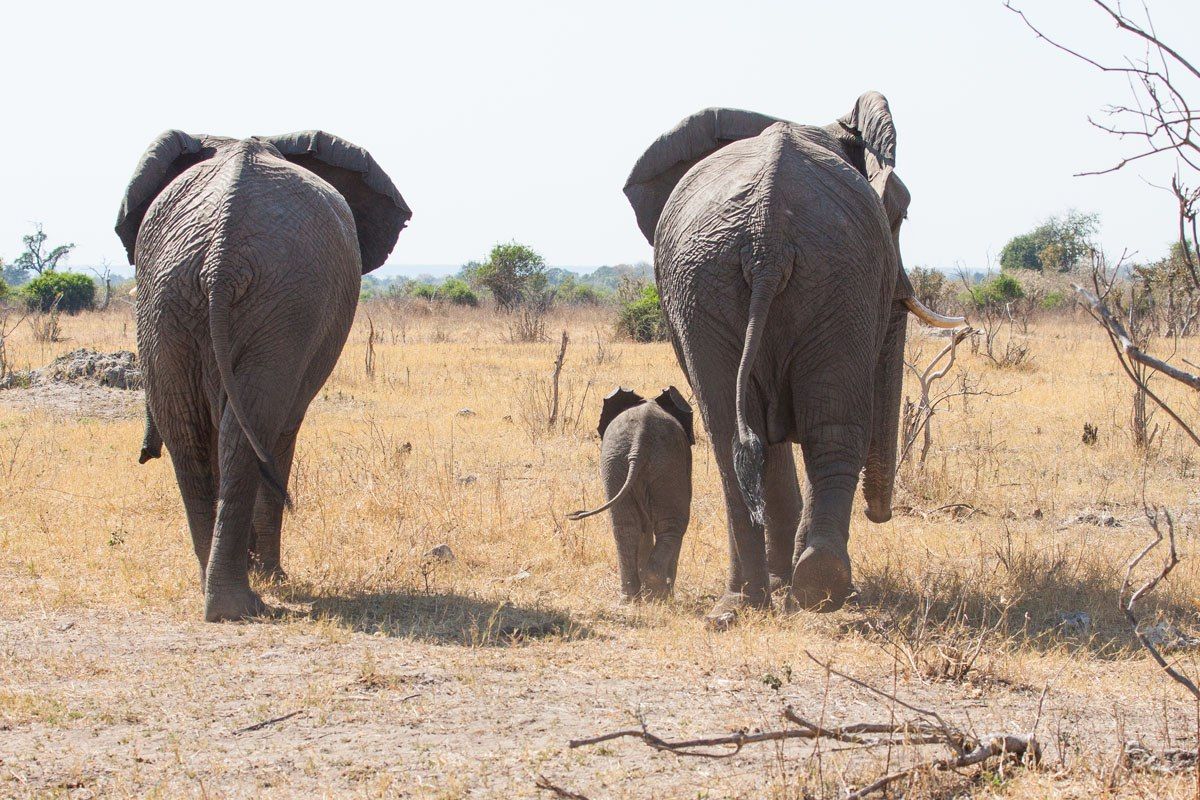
left=204, top=588, right=269, bottom=622
left=790, top=539, right=852, bottom=613
left=768, top=573, right=791, bottom=594
left=704, top=591, right=769, bottom=631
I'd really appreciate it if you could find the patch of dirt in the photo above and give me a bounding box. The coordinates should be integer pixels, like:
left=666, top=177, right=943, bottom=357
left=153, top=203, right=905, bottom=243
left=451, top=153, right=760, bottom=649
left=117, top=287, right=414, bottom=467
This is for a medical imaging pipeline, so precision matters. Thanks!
left=0, top=349, right=143, bottom=419
left=0, top=601, right=1189, bottom=799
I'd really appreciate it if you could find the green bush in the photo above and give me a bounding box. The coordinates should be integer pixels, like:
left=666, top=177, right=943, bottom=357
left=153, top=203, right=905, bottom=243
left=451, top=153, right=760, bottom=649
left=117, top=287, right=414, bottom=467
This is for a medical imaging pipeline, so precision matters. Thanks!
left=616, top=285, right=668, bottom=342
left=410, top=282, right=438, bottom=300
left=1040, top=290, right=1067, bottom=310
left=23, top=271, right=95, bottom=313
left=0, top=276, right=8, bottom=301
left=441, top=278, right=478, bottom=307
left=968, top=274, right=1024, bottom=309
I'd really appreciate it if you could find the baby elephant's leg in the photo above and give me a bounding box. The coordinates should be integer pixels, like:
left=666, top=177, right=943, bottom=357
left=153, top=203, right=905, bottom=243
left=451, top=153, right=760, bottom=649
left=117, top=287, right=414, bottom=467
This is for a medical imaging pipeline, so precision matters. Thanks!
left=644, top=515, right=687, bottom=600
left=611, top=506, right=644, bottom=601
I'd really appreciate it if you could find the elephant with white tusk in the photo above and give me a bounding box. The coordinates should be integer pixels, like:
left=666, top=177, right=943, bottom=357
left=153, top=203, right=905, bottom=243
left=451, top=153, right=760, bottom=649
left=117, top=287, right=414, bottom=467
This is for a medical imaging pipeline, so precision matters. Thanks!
left=624, top=92, right=962, bottom=627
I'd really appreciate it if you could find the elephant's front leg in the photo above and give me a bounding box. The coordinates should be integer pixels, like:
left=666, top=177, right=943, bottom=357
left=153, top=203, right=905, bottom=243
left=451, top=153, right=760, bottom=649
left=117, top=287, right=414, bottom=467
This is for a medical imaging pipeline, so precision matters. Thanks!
left=249, top=430, right=298, bottom=582
left=763, top=442, right=801, bottom=593
left=707, top=435, right=771, bottom=627
left=790, top=424, right=866, bottom=612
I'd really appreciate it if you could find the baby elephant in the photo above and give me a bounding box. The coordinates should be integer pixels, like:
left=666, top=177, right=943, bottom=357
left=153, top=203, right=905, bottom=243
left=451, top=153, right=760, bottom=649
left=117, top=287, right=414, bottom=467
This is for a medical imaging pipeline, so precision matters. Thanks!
left=568, top=387, right=694, bottom=600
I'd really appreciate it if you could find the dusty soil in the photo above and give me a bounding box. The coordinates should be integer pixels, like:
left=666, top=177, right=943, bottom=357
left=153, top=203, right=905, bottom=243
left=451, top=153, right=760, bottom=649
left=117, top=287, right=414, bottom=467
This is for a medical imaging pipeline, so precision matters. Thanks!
left=1, top=583, right=1193, bottom=800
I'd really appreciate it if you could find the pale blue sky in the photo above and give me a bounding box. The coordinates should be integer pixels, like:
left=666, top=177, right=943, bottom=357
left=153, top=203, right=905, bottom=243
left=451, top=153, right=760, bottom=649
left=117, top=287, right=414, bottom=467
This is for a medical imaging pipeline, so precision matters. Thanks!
left=3, top=0, right=1198, bottom=276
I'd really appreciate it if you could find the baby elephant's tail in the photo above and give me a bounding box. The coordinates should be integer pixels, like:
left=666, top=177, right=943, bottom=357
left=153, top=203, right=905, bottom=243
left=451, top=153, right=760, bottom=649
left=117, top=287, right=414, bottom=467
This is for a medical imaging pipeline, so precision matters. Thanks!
left=566, top=457, right=643, bottom=520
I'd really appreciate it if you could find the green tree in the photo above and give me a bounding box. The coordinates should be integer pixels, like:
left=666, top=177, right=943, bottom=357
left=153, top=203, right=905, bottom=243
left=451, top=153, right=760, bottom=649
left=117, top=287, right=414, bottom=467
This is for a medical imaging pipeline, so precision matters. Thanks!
left=999, top=211, right=1098, bottom=273
left=465, top=242, right=548, bottom=310
left=11, top=224, right=75, bottom=282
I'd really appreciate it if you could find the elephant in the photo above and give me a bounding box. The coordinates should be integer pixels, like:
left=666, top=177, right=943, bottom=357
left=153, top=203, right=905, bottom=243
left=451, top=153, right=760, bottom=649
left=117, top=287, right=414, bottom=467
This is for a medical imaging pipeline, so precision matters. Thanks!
left=567, top=387, right=694, bottom=601
left=116, top=129, right=411, bottom=621
left=623, top=92, right=962, bottom=627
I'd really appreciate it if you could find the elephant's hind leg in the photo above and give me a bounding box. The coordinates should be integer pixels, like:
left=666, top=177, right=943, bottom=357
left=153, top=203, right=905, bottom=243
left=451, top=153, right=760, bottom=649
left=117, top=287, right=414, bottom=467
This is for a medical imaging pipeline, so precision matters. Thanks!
left=790, top=423, right=865, bottom=612
left=171, top=435, right=218, bottom=591
left=249, top=428, right=299, bottom=582
left=204, top=402, right=278, bottom=622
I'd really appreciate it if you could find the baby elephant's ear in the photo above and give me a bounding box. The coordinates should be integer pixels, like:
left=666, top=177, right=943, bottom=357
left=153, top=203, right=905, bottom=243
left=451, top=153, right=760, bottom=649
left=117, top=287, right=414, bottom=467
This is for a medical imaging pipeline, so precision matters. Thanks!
left=654, top=386, right=695, bottom=445
left=598, top=387, right=644, bottom=439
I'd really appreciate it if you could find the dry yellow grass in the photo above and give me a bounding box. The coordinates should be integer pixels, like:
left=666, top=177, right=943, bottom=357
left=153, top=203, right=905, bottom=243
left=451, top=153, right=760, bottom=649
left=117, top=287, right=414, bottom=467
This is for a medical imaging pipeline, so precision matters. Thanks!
left=2, top=299, right=1200, bottom=798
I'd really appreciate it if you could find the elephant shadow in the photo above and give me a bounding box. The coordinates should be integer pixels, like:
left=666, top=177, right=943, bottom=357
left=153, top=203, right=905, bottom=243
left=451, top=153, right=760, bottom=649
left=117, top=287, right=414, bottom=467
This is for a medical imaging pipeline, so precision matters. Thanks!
left=274, top=584, right=591, bottom=646
left=849, top=546, right=1197, bottom=660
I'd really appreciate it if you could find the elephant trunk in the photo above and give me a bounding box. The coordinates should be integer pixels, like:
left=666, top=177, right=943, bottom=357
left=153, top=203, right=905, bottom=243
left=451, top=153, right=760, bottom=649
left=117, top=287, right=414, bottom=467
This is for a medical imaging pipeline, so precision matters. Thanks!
left=862, top=302, right=907, bottom=523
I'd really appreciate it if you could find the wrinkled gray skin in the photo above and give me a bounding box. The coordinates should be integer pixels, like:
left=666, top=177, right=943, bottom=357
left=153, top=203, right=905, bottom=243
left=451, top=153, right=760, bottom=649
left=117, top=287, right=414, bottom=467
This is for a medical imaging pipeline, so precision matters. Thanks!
left=116, top=130, right=410, bottom=621
left=625, top=92, right=938, bottom=626
left=567, top=402, right=692, bottom=601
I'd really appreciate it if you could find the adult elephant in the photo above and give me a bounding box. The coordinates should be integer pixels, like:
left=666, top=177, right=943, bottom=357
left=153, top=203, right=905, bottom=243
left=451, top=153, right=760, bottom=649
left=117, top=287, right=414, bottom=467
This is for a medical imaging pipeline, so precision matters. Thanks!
left=624, top=92, right=960, bottom=626
left=116, top=130, right=411, bottom=621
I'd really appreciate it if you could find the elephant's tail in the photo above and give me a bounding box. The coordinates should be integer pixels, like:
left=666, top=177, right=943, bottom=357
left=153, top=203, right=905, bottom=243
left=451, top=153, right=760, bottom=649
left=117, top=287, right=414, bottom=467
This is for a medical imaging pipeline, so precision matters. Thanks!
left=732, top=270, right=781, bottom=528
left=566, top=457, right=643, bottom=520
left=138, top=403, right=162, bottom=464
left=207, top=277, right=292, bottom=508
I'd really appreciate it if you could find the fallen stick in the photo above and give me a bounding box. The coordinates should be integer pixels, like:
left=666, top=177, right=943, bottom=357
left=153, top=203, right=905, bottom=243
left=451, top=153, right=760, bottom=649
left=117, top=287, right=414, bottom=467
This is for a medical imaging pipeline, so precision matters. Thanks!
left=534, top=775, right=591, bottom=799
left=846, top=733, right=1040, bottom=799
left=571, top=655, right=1044, bottom=798
left=232, top=710, right=303, bottom=735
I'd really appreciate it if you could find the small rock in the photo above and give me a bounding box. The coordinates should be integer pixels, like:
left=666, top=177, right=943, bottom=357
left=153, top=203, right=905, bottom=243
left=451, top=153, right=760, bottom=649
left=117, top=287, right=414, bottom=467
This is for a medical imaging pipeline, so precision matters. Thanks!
left=508, top=569, right=532, bottom=582
left=456, top=408, right=476, bottom=417
left=457, top=474, right=477, bottom=485
left=1056, top=611, right=1092, bottom=637
left=1061, top=511, right=1121, bottom=528
left=1031, top=508, right=1043, bottom=519
left=54, top=620, right=75, bottom=633
left=425, top=544, right=455, bottom=562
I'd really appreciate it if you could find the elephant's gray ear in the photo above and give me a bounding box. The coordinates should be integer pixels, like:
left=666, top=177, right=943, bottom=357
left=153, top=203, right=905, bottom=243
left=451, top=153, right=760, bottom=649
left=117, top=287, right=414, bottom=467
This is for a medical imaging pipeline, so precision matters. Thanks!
left=870, top=165, right=911, bottom=232
left=827, top=91, right=897, bottom=180
left=115, top=130, right=214, bottom=265
left=624, top=108, right=784, bottom=244
left=256, top=131, right=411, bottom=274
left=653, top=386, right=694, bottom=445
left=598, top=387, right=644, bottom=439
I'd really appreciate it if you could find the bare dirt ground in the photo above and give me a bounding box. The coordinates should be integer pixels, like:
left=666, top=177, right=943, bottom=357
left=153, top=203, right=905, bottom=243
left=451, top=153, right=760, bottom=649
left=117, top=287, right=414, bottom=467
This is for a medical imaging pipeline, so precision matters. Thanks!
left=3, top=304, right=1200, bottom=798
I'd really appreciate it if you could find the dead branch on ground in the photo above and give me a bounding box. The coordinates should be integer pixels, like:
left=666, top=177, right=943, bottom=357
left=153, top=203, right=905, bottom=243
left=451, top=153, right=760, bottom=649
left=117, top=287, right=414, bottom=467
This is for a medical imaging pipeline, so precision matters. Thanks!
left=570, top=652, right=1040, bottom=798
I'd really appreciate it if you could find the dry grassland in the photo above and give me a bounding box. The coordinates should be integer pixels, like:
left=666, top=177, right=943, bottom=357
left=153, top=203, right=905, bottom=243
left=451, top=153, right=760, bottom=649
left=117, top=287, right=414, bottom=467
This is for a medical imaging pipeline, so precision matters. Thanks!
left=2, top=299, right=1200, bottom=798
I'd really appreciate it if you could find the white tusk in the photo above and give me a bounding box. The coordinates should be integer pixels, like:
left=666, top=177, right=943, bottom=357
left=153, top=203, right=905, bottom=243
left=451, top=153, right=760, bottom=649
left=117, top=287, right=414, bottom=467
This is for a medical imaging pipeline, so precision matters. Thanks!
left=903, top=297, right=965, bottom=329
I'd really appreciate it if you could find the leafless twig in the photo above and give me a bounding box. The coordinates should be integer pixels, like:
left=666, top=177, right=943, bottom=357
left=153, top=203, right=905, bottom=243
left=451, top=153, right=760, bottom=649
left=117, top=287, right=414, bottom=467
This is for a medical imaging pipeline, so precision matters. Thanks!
left=534, top=776, right=591, bottom=800
left=571, top=655, right=1041, bottom=797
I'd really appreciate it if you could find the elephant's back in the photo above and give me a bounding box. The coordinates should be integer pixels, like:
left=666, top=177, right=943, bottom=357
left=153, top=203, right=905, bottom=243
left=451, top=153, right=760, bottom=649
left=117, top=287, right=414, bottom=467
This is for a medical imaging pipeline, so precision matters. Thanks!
left=136, top=141, right=360, bottom=284
left=656, top=123, right=891, bottom=275
left=601, top=404, right=691, bottom=473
